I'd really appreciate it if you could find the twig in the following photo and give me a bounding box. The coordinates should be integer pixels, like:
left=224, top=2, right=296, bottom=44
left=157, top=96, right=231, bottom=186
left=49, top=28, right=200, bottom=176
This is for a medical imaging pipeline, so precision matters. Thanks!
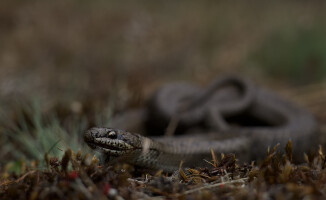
left=15, top=170, right=37, bottom=183
left=178, top=177, right=248, bottom=196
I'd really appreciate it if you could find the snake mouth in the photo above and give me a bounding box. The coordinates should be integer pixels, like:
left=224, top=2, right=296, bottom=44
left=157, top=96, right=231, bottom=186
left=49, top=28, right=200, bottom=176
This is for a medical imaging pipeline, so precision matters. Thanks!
left=87, top=137, right=134, bottom=156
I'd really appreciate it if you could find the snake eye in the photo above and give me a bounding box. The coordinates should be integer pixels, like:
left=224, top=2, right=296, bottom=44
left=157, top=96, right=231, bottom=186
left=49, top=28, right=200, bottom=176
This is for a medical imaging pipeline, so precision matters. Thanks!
left=108, top=131, right=117, bottom=139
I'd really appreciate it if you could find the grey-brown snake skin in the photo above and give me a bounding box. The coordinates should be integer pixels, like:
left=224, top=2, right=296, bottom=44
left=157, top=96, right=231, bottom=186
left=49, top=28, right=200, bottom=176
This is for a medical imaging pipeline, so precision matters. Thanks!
left=84, top=76, right=318, bottom=172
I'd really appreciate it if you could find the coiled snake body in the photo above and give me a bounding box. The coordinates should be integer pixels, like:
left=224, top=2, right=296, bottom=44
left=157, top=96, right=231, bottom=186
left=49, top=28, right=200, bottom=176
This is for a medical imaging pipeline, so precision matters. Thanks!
left=84, top=76, right=318, bottom=172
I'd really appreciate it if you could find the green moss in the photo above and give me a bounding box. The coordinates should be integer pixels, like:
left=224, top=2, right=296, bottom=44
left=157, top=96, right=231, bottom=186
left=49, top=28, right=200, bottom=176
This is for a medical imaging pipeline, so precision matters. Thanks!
left=250, top=26, right=326, bottom=84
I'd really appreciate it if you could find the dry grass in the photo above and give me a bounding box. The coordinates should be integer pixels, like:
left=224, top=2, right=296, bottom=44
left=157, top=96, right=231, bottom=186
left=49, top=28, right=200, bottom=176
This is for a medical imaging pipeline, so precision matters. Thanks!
left=1, top=142, right=326, bottom=199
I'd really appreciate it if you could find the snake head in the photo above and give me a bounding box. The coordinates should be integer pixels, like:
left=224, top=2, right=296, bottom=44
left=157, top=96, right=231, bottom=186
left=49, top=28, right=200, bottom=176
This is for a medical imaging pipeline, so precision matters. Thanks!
left=84, top=127, right=142, bottom=156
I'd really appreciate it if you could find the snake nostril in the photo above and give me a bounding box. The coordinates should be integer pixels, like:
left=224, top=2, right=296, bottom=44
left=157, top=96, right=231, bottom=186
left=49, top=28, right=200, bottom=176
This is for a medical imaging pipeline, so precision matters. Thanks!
left=108, top=131, right=117, bottom=139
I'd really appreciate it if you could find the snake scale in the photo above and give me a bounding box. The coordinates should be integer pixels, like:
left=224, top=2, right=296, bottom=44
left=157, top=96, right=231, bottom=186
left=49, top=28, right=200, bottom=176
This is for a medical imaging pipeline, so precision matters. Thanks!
left=84, top=76, right=318, bottom=172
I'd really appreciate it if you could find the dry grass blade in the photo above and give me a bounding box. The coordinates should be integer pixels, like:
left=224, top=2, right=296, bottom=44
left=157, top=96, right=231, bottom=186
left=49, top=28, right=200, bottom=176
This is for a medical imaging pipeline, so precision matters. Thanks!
left=210, top=148, right=218, bottom=167
left=178, top=161, right=188, bottom=182
left=285, top=140, right=293, bottom=162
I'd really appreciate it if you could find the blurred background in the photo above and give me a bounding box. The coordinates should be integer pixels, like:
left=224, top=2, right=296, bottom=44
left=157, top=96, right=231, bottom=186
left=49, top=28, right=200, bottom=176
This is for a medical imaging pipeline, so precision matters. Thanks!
left=1, top=1, right=326, bottom=168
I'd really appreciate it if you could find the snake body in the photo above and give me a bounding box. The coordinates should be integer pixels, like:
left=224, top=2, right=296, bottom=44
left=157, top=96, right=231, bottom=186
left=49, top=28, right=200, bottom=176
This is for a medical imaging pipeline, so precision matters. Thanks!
left=84, top=76, right=318, bottom=172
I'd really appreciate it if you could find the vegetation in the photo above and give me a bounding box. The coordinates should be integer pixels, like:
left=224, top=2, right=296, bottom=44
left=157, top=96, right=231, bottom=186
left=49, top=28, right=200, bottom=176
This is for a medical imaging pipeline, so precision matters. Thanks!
left=251, top=27, right=326, bottom=84
left=1, top=141, right=326, bottom=199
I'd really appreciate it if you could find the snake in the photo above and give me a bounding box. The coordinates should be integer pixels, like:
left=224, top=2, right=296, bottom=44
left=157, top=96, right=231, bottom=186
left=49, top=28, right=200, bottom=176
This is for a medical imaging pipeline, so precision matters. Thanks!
left=84, top=76, right=318, bottom=173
